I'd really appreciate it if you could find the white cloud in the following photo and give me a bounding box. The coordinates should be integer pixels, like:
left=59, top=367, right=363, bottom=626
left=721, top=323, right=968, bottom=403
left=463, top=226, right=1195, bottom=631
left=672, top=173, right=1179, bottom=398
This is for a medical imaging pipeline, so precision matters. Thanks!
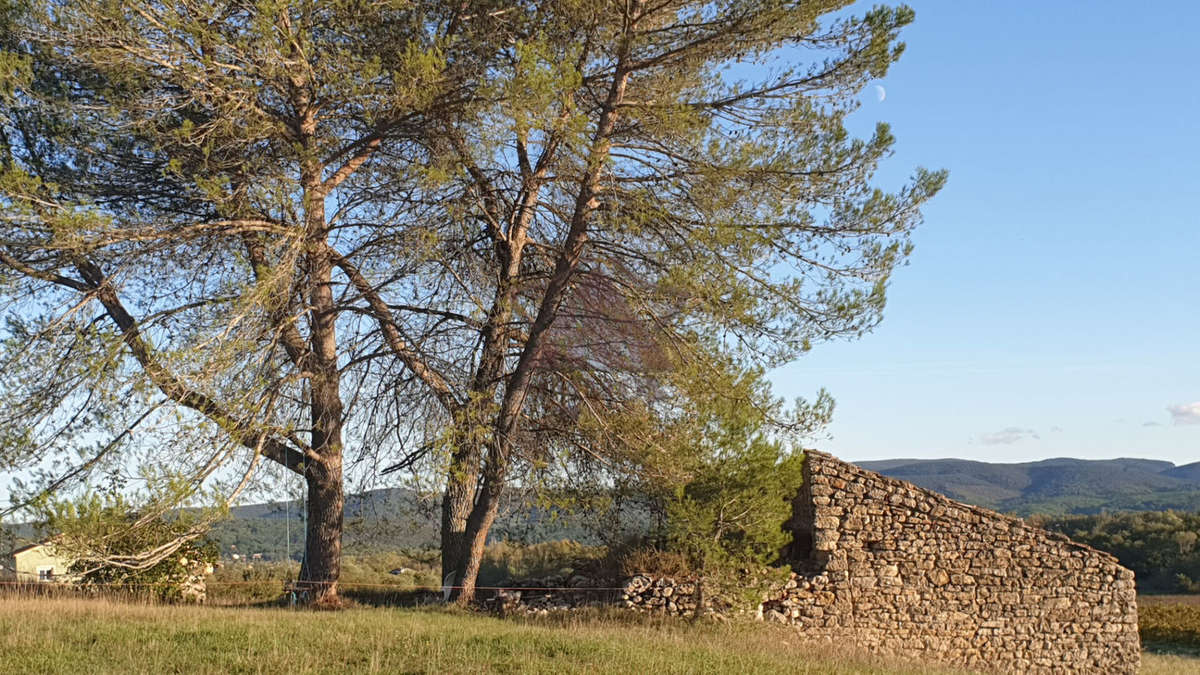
left=1143, top=421, right=1163, bottom=427
left=979, top=427, right=1039, bottom=445
left=1168, top=402, right=1200, bottom=425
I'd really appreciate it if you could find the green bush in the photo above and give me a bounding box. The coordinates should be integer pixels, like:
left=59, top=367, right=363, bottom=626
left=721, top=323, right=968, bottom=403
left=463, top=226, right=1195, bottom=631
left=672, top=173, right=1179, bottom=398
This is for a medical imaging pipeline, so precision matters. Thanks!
left=45, top=495, right=218, bottom=602
left=658, top=370, right=809, bottom=608
left=208, top=560, right=297, bottom=605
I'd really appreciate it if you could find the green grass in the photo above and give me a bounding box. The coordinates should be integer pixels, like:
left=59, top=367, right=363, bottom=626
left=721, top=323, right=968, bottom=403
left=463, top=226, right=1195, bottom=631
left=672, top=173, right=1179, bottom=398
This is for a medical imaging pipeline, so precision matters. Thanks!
left=1, top=597, right=1196, bottom=674
left=0, top=597, right=967, bottom=674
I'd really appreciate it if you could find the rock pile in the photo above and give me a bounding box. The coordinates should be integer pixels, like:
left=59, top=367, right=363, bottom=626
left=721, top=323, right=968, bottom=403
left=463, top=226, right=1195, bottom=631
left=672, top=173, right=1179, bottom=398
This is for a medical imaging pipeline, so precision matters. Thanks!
left=618, top=575, right=720, bottom=617
left=480, top=575, right=616, bottom=616
left=481, top=573, right=739, bottom=619
left=177, top=557, right=211, bottom=604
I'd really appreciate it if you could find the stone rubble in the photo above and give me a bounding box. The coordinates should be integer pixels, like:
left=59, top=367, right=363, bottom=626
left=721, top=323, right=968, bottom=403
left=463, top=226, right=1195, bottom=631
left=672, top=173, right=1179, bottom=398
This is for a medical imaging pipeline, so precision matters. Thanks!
left=480, top=574, right=617, bottom=616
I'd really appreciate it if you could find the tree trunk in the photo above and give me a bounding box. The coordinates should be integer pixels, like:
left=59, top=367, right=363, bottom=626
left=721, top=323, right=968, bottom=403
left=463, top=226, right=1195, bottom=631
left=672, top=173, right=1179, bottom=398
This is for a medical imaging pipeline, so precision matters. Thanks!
left=441, top=299, right=510, bottom=586
left=297, top=125, right=345, bottom=605
left=299, top=244, right=345, bottom=606
left=453, top=466, right=505, bottom=605
left=692, top=554, right=707, bottom=622
left=298, top=457, right=343, bottom=604
left=440, top=449, right=478, bottom=586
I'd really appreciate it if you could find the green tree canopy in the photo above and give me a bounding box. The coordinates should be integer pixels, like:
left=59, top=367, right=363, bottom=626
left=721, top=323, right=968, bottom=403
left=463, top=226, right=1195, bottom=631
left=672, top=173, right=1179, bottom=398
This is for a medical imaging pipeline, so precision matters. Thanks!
left=44, top=493, right=219, bottom=601
left=0, top=0, right=943, bottom=604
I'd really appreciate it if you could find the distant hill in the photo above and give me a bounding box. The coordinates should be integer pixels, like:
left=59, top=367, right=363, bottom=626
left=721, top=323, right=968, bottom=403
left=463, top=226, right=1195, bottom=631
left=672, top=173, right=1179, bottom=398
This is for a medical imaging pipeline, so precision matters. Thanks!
left=212, top=487, right=608, bottom=560
left=859, top=457, right=1200, bottom=516
left=10, top=455, right=1198, bottom=558
left=214, top=454, right=1200, bottom=557
left=2, top=486, right=631, bottom=560
left=1165, top=461, right=1200, bottom=482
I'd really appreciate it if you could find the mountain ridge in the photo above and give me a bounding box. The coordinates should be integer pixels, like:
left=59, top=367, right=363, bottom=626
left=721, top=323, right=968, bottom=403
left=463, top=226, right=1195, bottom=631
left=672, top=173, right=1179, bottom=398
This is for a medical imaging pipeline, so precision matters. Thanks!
left=9, top=455, right=1197, bottom=558
left=858, top=456, right=1200, bottom=516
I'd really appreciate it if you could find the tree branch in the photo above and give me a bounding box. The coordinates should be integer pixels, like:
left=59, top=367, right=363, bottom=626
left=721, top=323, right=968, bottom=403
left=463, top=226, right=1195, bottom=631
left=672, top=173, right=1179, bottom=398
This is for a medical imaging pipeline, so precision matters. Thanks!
left=328, top=247, right=463, bottom=413
left=72, top=259, right=315, bottom=474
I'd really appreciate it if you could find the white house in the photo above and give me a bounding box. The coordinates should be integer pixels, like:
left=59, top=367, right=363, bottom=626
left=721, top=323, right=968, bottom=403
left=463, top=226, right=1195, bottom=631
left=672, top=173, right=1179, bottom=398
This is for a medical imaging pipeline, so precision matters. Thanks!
left=1, top=541, right=76, bottom=583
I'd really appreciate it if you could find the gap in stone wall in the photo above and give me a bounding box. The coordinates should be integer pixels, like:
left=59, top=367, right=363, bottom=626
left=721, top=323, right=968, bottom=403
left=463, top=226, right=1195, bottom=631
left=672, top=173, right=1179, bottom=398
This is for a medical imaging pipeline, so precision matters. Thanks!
left=786, top=457, right=816, bottom=569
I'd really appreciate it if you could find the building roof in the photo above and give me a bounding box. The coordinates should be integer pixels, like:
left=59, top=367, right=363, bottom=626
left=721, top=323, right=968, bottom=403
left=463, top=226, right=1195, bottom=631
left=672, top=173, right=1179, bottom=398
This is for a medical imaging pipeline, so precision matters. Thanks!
left=6, top=538, right=58, bottom=557
left=8, top=542, right=44, bottom=555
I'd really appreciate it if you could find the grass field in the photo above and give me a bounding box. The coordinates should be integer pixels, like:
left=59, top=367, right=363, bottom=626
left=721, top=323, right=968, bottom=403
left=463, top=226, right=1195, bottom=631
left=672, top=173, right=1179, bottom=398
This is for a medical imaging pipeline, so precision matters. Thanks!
left=0, top=597, right=1197, bottom=674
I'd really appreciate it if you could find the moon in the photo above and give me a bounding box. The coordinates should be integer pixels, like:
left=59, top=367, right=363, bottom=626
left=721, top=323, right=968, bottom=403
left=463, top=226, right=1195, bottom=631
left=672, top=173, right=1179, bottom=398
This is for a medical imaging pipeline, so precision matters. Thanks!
left=874, top=85, right=886, bottom=102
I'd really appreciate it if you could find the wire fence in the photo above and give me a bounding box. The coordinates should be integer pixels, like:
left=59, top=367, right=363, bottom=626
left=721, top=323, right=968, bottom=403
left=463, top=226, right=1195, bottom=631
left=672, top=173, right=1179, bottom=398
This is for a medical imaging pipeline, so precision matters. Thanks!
left=0, top=579, right=630, bottom=591
left=0, top=577, right=629, bottom=607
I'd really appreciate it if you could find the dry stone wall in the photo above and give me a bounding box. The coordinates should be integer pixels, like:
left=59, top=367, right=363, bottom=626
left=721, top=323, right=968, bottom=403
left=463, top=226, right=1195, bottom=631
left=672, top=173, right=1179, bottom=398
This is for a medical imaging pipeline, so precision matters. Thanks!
left=480, top=451, right=1140, bottom=674
left=481, top=574, right=729, bottom=618
left=776, top=450, right=1140, bottom=674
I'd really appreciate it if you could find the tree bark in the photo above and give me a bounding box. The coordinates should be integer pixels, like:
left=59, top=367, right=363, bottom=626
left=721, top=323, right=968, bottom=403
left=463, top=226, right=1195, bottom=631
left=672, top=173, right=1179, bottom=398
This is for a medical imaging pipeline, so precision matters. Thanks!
left=295, top=103, right=346, bottom=602
left=454, top=464, right=505, bottom=604
left=440, top=446, right=478, bottom=586
left=299, top=455, right=344, bottom=603
left=299, top=345, right=344, bottom=605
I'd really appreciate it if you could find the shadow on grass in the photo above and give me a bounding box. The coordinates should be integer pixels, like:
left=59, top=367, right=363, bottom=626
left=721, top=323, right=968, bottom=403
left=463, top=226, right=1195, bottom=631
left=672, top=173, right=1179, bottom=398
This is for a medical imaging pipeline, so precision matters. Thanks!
left=342, top=586, right=443, bottom=607
left=1142, top=641, right=1200, bottom=657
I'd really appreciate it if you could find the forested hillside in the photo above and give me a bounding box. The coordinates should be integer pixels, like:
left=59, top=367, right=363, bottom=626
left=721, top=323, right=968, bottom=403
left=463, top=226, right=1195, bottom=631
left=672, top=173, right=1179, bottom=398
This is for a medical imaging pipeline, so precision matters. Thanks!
left=862, top=458, right=1200, bottom=515
left=9, top=460, right=1200, bottom=595
left=1035, top=511, right=1200, bottom=594
left=210, top=489, right=605, bottom=561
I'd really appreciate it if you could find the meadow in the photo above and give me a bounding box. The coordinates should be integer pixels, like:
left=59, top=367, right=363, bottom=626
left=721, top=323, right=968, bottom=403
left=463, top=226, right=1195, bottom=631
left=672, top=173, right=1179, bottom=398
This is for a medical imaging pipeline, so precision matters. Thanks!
left=1, top=596, right=1199, bottom=674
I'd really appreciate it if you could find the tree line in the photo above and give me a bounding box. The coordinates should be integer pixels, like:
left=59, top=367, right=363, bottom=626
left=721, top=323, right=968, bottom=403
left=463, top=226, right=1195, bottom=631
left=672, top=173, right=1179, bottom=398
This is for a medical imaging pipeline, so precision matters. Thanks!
left=0, top=0, right=942, bottom=604
left=1034, top=511, right=1200, bottom=594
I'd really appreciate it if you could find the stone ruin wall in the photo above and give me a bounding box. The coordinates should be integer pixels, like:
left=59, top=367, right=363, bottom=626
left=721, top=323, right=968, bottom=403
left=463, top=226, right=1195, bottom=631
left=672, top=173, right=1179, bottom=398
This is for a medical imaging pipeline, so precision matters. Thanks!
left=486, top=450, right=1141, bottom=674
left=774, top=450, right=1141, bottom=674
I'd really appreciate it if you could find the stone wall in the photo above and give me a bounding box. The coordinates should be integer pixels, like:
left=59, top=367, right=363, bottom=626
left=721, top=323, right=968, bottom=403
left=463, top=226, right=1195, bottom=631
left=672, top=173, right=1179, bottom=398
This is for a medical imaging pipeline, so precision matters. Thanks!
left=774, top=450, right=1140, bottom=674
left=480, top=451, right=1141, bottom=673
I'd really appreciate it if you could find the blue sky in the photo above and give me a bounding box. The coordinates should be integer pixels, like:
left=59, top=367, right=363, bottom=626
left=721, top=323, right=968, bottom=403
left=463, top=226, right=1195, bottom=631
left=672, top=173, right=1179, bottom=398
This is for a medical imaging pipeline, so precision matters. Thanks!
left=771, top=1, right=1200, bottom=465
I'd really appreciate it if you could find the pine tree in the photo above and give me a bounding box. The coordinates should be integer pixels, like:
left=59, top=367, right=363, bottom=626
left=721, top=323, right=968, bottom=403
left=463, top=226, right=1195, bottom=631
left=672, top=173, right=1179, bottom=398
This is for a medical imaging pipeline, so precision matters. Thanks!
left=0, top=0, right=944, bottom=605
left=383, top=0, right=945, bottom=601
left=0, top=0, right=492, bottom=603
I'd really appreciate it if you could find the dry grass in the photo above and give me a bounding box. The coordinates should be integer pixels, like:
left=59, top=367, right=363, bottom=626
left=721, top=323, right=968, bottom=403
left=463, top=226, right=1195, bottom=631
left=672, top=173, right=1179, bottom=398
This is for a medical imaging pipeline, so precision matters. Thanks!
left=1, top=596, right=1195, bottom=673
left=0, top=597, right=966, bottom=674
left=1142, top=653, right=1200, bottom=674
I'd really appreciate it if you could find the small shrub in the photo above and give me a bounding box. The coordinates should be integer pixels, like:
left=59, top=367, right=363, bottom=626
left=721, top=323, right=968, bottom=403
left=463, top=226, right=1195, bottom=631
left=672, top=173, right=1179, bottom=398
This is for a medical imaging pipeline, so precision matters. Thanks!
left=208, top=561, right=296, bottom=605
left=45, top=495, right=219, bottom=603
left=614, top=547, right=694, bottom=578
